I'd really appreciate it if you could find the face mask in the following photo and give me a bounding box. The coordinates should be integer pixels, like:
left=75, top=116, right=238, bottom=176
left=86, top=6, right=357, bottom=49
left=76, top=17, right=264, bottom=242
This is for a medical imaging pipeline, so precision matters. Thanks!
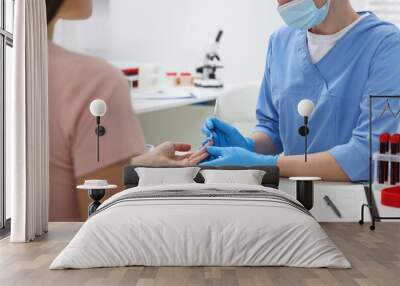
left=278, top=0, right=331, bottom=30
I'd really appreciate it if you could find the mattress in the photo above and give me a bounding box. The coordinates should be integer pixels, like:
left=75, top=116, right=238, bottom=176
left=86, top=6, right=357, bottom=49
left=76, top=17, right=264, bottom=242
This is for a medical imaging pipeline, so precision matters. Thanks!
left=50, top=183, right=351, bottom=269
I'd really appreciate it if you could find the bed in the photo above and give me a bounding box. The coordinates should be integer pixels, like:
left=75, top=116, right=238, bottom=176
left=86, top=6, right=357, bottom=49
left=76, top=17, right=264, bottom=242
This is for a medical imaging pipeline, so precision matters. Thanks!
left=50, top=166, right=351, bottom=269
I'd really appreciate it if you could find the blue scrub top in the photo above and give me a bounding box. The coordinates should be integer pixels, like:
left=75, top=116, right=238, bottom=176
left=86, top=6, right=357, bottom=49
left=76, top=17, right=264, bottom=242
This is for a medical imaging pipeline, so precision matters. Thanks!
left=255, top=12, right=400, bottom=181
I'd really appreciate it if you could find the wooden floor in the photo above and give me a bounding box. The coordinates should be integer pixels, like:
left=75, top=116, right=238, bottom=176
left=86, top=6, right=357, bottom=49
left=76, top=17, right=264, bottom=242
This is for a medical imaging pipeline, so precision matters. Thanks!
left=0, top=223, right=399, bottom=286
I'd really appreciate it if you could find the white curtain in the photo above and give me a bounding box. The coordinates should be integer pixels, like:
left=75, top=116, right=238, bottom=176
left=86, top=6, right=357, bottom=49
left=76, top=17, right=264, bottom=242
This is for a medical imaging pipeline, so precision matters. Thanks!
left=8, top=0, right=49, bottom=242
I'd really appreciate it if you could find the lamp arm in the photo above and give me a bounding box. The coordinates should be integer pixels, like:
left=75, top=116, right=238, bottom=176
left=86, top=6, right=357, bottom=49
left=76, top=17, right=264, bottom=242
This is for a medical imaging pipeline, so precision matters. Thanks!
left=305, top=116, right=308, bottom=162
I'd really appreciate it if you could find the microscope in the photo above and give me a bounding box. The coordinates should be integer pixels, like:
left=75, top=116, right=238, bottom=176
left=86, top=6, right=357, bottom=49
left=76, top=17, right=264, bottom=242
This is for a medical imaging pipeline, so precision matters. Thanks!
left=194, top=30, right=224, bottom=89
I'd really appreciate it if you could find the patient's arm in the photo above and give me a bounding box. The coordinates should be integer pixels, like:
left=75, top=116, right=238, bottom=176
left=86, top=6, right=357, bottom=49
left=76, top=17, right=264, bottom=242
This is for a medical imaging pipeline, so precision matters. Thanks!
left=278, top=152, right=350, bottom=182
left=252, top=132, right=276, bottom=155
left=76, top=142, right=208, bottom=220
left=132, top=142, right=208, bottom=167
left=251, top=132, right=349, bottom=182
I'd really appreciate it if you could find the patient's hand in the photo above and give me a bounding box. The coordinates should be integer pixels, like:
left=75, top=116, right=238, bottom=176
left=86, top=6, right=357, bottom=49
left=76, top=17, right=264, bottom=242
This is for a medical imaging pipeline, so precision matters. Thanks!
left=189, top=140, right=214, bottom=164
left=136, top=142, right=209, bottom=166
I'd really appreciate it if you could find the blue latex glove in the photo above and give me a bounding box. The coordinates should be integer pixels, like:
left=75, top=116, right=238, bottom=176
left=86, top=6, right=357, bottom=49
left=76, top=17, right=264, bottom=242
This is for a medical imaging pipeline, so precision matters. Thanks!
left=202, top=118, right=255, bottom=151
left=201, top=146, right=278, bottom=167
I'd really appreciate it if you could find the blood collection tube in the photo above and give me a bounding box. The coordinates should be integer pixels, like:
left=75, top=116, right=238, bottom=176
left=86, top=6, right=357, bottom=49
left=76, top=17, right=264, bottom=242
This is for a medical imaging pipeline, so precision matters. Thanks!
left=379, top=133, right=391, bottom=184
left=390, top=134, right=400, bottom=185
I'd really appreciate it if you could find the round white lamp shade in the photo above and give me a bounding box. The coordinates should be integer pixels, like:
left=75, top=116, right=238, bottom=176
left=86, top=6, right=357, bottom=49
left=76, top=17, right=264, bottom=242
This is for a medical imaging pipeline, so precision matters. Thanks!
left=90, top=99, right=107, bottom=117
left=297, top=99, right=315, bottom=117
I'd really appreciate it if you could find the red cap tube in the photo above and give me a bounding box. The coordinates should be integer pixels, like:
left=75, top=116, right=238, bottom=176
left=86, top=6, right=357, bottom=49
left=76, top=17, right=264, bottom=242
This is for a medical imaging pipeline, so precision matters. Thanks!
left=391, top=134, right=400, bottom=155
left=122, top=67, right=140, bottom=76
left=380, top=133, right=391, bottom=143
left=380, top=133, right=391, bottom=154
left=391, top=134, right=400, bottom=144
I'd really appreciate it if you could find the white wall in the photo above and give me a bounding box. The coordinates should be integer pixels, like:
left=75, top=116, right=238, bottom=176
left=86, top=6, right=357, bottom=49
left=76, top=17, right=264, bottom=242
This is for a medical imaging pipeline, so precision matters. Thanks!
left=55, top=0, right=283, bottom=84
left=351, top=0, right=368, bottom=11
left=54, top=0, right=369, bottom=84
left=109, top=0, right=284, bottom=84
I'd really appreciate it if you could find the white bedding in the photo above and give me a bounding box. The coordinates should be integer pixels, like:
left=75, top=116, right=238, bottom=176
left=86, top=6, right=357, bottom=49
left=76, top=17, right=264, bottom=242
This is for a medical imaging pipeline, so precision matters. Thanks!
left=50, top=183, right=351, bottom=269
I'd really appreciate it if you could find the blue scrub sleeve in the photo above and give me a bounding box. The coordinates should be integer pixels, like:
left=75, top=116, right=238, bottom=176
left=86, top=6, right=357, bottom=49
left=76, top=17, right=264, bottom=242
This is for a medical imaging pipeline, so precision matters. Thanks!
left=329, top=33, right=400, bottom=182
left=254, top=39, right=284, bottom=155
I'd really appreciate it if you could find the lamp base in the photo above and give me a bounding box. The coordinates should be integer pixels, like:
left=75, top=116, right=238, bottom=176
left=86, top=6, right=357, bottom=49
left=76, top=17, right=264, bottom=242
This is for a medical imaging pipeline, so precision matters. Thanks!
left=95, top=125, right=106, bottom=136
left=296, top=181, right=314, bottom=211
left=194, top=79, right=224, bottom=89
left=289, top=177, right=321, bottom=211
left=88, top=189, right=106, bottom=216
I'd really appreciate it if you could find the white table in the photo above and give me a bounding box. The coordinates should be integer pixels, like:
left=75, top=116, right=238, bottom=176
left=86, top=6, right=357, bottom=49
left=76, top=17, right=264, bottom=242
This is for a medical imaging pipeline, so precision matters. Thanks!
left=279, top=179, right=371, bottom=222
left=132, top=86, right=227, bottom=114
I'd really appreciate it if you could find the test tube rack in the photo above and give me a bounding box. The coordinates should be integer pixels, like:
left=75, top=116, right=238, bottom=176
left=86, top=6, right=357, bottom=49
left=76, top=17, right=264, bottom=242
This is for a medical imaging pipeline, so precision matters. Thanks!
left=373, top=153, right=400, bottom=186
left=360, top=95, right=400, bottom=231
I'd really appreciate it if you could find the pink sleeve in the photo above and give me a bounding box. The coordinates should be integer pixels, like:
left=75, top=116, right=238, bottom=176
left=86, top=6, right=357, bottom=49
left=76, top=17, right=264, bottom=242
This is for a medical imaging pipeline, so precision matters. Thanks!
left=71, top=62, right=146, bottom=178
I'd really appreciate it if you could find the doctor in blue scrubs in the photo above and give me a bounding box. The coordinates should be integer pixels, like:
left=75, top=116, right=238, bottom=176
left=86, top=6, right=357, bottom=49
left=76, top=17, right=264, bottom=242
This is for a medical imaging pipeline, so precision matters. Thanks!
left=201, top=0, right=400, bottom=182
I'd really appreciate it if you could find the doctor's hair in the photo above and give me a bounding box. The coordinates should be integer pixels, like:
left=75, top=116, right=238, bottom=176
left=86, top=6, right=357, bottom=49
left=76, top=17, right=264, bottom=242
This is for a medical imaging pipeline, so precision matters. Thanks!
left=46, top=0, right=64, bottom=23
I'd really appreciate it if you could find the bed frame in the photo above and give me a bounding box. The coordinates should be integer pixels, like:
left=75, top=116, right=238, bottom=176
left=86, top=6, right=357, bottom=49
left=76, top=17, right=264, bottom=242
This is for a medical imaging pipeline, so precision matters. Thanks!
left=123, top=166, right=280, bottom=189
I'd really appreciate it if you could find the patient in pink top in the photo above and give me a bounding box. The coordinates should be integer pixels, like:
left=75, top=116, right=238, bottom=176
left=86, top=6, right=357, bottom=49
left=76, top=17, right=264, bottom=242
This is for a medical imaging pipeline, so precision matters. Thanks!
left=47, top=0, right=207, bottom=222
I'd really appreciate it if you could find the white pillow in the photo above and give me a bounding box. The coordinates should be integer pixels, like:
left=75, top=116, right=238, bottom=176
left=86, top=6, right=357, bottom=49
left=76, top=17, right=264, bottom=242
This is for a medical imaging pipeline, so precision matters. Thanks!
left=136, top=167, right=201, bottom=186
left=200, top=169, right=266, bottom=185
